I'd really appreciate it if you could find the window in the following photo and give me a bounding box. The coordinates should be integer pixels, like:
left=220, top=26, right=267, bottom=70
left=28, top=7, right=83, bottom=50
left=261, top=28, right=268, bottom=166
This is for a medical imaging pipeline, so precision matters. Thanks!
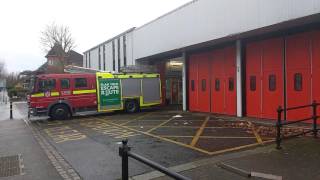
left=294, top=73, right=303, bottom=91
left=201, top=79, right=206, bottom=91
left=118, top=38, right=121, bottom=72
left=60, top=79, right=70, bottom=89
left=38, top=79, right=46, bottom=92
left=123, top=36, right=127, bottom=67
left=191, top=80, right=195, bottom=91
left=269, top=75, right=276, bottom=91
left=47, top=79, right=56, bottom=90
left=229, top=78, right=234, bottom=91
left=250, top=76, right=256, bottom=91
left=103, top=45, right=106, bottom=71
left=112, top=41, right=115, bottom=71
left=38, top=79, right=56, bottom=91
left=215, top=79, right=220, bottom=91
left=98, top=47, right=101, bottom=70
left=75, top=78, right=87, bottom=88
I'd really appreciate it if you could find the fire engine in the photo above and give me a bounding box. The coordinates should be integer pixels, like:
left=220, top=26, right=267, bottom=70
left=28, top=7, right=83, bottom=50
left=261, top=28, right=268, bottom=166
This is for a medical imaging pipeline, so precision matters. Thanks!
left=28, top=72, right=161, bottom=120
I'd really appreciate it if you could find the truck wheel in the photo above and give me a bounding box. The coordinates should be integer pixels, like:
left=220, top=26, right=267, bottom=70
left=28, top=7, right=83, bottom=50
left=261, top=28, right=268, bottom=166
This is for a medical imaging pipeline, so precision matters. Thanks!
left=125, top=100, right=139, bottom=113
left=50, top=104, right=71, bottom=120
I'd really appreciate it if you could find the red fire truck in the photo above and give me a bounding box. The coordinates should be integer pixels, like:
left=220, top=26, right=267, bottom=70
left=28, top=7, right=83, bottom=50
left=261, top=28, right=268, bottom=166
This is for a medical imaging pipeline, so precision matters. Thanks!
left=28, top=72, right=161, bottom=120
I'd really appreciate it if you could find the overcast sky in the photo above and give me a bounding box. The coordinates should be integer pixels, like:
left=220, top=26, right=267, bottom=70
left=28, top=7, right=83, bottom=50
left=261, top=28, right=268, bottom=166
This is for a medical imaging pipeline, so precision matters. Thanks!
left=0, top=0, right=191, bottom=73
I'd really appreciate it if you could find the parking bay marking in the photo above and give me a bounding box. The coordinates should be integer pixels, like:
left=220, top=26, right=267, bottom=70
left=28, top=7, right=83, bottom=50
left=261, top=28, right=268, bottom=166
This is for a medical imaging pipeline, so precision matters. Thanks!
left=44, top=126, right=87, bottom=143
left=95, top=117, right=212, bottom=155
left=93, top=116, right=274, bottom=156
left=80, top=119, right=140, bottom=139
left=190, top=116, right=210, bottom=147
left=120, top=112, right=155, bottom=126
left=146, top=115, right=179, bottom=133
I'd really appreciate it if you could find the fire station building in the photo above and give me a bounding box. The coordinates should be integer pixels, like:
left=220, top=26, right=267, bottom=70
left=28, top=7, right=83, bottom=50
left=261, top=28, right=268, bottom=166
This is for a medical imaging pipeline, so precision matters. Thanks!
left=83, top=0, right=320, bottom=121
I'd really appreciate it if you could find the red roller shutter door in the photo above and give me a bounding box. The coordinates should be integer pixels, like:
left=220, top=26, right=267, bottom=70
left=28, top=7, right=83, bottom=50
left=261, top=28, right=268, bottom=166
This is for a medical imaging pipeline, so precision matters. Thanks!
left=261, top=38, right=284, bottom=119
left=311, top=31, right=320, bottom=118
left=286, top=32, right=312, bottom=121
left=210, top=46, right=236, bottom=115
left=246, top=41, right=262, bottom=118
left=188, top=55, right=199, bottom=112
left=211, top=49, right=225, bottom=114
left=224, top=46, right=237, bottom=115
left=197, top=53, right=211, bottom=112
left=246, top=38, right=284, bottom=119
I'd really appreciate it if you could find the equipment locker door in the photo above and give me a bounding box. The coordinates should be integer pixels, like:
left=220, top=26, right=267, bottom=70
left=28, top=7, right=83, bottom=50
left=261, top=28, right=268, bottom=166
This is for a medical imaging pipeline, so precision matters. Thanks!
left=286, top=32, right=312, bottom=121
left=188, top=55, right=199, bottom=111
left=197, top=53, right=210, bottom=112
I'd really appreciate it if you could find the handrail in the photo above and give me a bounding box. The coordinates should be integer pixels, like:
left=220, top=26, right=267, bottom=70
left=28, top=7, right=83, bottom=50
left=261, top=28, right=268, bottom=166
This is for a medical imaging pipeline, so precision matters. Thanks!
left=119, top=140, right=191, bottom=180
left=276, top=101, right=319, bottom=149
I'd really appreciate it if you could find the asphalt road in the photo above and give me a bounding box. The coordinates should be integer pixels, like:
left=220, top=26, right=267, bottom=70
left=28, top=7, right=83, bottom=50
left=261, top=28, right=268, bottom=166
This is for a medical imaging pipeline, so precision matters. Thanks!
left=15, top=103, right=207, bottom=180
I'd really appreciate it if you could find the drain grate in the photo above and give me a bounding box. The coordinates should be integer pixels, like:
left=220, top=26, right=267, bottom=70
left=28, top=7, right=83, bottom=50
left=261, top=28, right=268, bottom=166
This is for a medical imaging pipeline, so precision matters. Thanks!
left=0, top=154, right=23, bottom=177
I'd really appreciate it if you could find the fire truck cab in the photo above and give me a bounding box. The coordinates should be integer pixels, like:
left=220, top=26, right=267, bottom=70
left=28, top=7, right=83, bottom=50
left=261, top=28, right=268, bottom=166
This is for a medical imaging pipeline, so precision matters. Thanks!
left=29, top=72, right=161, bottom=120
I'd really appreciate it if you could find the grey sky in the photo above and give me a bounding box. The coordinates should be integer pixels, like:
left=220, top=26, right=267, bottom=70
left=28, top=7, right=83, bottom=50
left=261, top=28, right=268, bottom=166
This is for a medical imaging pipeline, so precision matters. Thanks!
left=0, top=0, right=191, bottom=73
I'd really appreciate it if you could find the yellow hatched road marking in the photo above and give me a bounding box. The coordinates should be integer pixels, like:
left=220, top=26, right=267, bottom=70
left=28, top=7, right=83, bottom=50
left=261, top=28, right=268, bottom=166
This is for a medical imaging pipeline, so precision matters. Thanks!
left=248, top=121, right=263, bottom=144
left=160, top=135, right=258, bottom=139
left=120, top=112, right=155, bottom=125
left=190, top=116, right=210, bottom=147
left=208, top=140, right=275, bottom=155
left=94, top=117, right=211, bottom=155
left=146, top=115, right=178, bottom=133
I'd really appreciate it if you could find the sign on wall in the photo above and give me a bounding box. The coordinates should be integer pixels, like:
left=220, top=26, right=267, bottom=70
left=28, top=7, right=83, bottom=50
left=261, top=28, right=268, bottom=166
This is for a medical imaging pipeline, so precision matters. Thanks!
left=98, top=78, right=122, bottom=110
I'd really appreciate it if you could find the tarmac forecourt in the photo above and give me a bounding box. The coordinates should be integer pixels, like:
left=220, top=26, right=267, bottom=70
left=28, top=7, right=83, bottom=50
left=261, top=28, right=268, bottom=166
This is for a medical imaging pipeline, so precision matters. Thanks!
left=31, top=110, right=274, bottom=156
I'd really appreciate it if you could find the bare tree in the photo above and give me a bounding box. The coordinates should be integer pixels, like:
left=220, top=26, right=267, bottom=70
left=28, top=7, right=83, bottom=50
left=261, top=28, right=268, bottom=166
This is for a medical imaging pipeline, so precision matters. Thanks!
left=40, top=22, right=76, bottom=73
left=40, top=22, right=75, bottom=53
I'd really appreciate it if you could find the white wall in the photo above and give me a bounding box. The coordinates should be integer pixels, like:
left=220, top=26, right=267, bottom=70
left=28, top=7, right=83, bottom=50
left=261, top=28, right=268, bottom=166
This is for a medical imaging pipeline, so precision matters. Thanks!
left=126, top=32, right=134, bottom=66
left=133, top=0, right=320, bottom=60
left=105, top=43, right=113, bottom=71
left=90, top=48, right=99, bottom=70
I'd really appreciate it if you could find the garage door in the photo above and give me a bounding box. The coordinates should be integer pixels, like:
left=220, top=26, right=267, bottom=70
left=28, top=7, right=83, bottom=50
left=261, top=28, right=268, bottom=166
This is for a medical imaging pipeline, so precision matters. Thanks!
left=311, top=31, right=320, bottom=117
left=286, top=32, right=312, bottom=121
left=246, top=37, right=284, bottom=119
left=210, top=46, right=236, bottom=115
left=189, top=54, right=199, bottom=112
left=188, top=53, right=210, bottom=112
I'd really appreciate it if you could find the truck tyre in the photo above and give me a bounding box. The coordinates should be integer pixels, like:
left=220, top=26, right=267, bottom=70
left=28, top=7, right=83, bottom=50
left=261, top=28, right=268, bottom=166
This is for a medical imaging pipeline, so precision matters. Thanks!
left=50, top=104, right=71, bottom=120
left=125, top=100, right=139, bottom=113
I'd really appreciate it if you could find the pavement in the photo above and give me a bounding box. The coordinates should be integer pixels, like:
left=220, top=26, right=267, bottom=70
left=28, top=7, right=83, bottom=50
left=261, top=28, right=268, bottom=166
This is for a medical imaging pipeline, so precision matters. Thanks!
left=0, top=96, right=319, bottom=180
left=0, top=91, right=62, bottom=180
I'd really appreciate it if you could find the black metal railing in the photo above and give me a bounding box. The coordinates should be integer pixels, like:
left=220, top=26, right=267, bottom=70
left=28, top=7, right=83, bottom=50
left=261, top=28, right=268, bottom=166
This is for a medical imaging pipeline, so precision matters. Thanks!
left=119, top=140, right=191, bottom=180
left=276, top=101, right=319, bottom=149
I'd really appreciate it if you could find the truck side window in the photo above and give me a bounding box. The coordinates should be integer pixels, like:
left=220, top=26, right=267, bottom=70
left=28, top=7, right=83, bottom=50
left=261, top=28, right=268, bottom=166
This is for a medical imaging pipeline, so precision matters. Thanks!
left=60, top=79, right=70, bottom=89
left=47, top=79, right=56, bottom=90
left=38, top=79, right=46, bottom=92
left=75, top=78, right=87, bottom=88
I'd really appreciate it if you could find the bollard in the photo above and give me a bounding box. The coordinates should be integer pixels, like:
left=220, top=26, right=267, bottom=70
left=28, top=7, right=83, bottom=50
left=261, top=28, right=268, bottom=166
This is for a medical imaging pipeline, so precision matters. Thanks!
left=276, top=106, right=282, bottom=149
left=10, top=101, right=13, bottom=119
left=119, top=139, right=130, bottom=180
left=312, top=101, right=318, bottom=138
